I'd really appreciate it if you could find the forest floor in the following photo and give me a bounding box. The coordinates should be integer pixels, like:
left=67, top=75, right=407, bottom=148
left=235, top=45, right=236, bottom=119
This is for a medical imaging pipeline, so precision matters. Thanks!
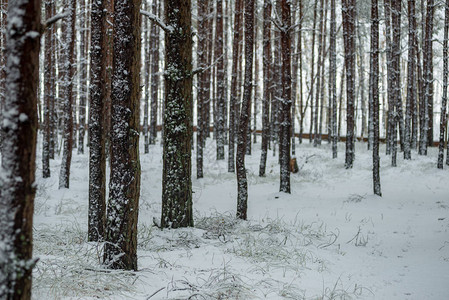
left=32, top=135, right=449, bottom=299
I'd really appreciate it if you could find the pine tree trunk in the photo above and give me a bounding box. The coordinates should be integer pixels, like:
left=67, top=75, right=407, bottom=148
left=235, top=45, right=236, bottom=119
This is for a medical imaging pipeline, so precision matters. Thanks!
left=438, top=0, right=449, bottom=169
left=279, top=0, right=292, bottom=193
left=88, top=0, right=108, bottom=242
left=143, top=0, right=150, bottom=154
left=103, top=0, right=141, bottom=270
left=0, top=0, right=6, bottom=152
left=259, top=0, right=271, bottom=177
left=330, top=0, right=337, bottom=158
left=313, top=0, right=324, bottom=147
left=149, top=0, right=159, bottom=145
left=342, top=0, right=356, bottom=169
left=371, top=0, right=381, bottom=196
left=0, top=0, right=40, bottom=297
left=236, top=0, right=254, bottom=220
left=405, top=0, right=417, bottom=160
left=58, top=0, right=76, bottom=189
left=197, top=0, right=209, bottom=178
left=161, top=0, right=194, bottom=228
left=78, top=0, right=87, bottom=154
left=43, top=0, right=53, bottom=178
left=228, top=0, right=243, bottom=173
left=309, top=0, right=318, bottom=143
left=216, top=0, right=225, bottom=160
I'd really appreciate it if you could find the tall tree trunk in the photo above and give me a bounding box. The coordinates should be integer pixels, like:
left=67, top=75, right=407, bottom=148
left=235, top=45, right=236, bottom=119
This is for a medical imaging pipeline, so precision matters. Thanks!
left=228, top=0, right=243, bottom=173
left=197, top=0, right=209, bottom=178
left=88, top=0, right=108, bottom=242
left=143, top=0, right=150, bottom=153
left=438, top=0, right=449, bottom=169
left=384, top=0, right=394, bottom=156
left=313, top=0, right=324, bottom=147
left=103, top=0, right=141, bottom=270
left=0, top=0, right=6, bottom=152
left=78, top=0, right=87, bottom=154
left=236, top=0, right=254, bottom=220
left=279, top=0, right=292, bottom=193
left=259, top=0, right=271, bottom=177
left=371, top=0, right=381, bottom=196
left=405, top=0, right=417, bottom=160
left=331, top=0, right=337, bottom=158
left=309, top=0, right=318, bottom=143
left=149, top=0, right=160, bottom=145
left=0, top=0, right=40, bottom=298
left=43, top=0, right=54, bottom=178
left=216, top=0, right=225, bottom=160
left=161, top=0, right=194, bottom=228
left=58, top=0, right=76, bottom=189
left=342, top=0, right=356, bottom=169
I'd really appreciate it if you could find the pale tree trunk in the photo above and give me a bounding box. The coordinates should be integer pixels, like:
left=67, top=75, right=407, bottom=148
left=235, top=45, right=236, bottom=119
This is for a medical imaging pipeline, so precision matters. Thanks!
left=103, top=0, right=141, bottom=270
left=161, top=0, right=194, bottom=228
left=438, top=0, right=449, bottom=169
left=0, top=0, right=40, bottom=298
left=228, top=0, right=243, bottom=173
left=309, top=0, right=318, bottom=143
left=236, top=0, right=254, bottom=220
left=331, top=0, right=337, bottom=158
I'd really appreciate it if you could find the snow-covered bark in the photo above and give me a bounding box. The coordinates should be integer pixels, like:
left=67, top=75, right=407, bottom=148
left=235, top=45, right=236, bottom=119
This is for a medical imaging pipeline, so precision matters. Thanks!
left=103, top=0, right=142, bottom=270
left=197, top=0, right=210, bottom=178
left=279, top=0, right=292, bottom=194
left=0, top=0, right=41, bottom=298
left=149, top=0, right=159, bottom=145
left=313, top=0, right=324, bottom=147
left=143, top=0, right=150, bottom=154
left=330, top=0, right=337, bottom=158
left=88, top=0, right=108, bottom=242
left=77, top=0, right=88, bottom=154
left=236, top=0, right=254, bottom=220
left=58, top=0, right=76, bottom=189
left=215, top=0, right=225, bottom=161
left=161, top=0, right=193, bottom=228
left=438, top=0, right=449, bottom=169
left=405, top=0, right=417, bottom=160
left=259, top=0, right=271, bottom=177
left=370, top=0, right=381, bottom=196
left=228, top=0, right=242, bottom=173
left=342, top=0, right=356, bottom=169
left=42, top=0, right=54, bottom=178
left=0, top=0, right=7, bottom=152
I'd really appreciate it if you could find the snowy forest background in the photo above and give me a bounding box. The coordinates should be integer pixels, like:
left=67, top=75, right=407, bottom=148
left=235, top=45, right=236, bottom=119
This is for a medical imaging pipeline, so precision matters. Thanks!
left=0, top=0, right=449, bottom=299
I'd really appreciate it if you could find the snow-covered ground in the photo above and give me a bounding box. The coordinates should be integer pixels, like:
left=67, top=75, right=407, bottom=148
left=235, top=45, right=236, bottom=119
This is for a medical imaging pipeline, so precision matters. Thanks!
left=32, top=135, right=449, bottom=299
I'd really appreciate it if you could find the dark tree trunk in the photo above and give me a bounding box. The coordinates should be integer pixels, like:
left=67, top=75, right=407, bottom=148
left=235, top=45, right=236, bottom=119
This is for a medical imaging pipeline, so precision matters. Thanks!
left=259, top=0, right=271, bottom=177
left=342, top=0, right=356, bottom=169
left=279, top=0, right=292, bottom=193
left=313, top=0, right=324, bottom=147
left=384, top=0, right=394, bottom=156
left=143, top=0, right=150, bottom=154
left=197, top=0, right=209, bottom=178
left=228, top=0, right=243, bottom=173
left=149, top=0, right=160, bottom=145
left=161, top=0, right=194, bottom=228
left=216, top=0, right=225, bottom=160
left=0, top=0, right=40, bottom=298
left=0, top=0, right=6, bottom=152
left=405, top=0, right=417, bottom=160
left=103, top=0, right=141, bottom=270
left=88, top=0, right=108, bottom=242
left=58, top=0, right=76, bottom=189
left=438, top=0, right=449, bottom=169
left=78, top=0, right=88, bottom=154
left=236, top=0, right=254, bottom=220
left=371, top=0, right=381, bottom=196
left=43, top=0, right=53, bottom=178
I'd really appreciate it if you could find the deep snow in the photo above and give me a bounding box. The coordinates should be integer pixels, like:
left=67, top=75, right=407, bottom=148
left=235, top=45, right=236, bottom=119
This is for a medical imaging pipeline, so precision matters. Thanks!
left=31, top=135, right=449, bottom=299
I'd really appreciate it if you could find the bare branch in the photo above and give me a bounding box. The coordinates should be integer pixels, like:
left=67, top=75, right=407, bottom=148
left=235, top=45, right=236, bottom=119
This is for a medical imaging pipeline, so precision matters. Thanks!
left=41, top=11, right=69, bottom=33
left=140, top=10, right=173, bottom=33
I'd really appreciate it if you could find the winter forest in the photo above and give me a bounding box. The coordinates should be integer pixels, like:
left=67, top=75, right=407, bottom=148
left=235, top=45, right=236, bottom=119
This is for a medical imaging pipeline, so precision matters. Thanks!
left=0, top=0, right=448, bottom=299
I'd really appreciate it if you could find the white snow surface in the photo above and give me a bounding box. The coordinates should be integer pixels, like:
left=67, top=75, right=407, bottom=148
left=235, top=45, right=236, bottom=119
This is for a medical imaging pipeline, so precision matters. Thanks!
left=32, top=135, right=449, bottom=299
